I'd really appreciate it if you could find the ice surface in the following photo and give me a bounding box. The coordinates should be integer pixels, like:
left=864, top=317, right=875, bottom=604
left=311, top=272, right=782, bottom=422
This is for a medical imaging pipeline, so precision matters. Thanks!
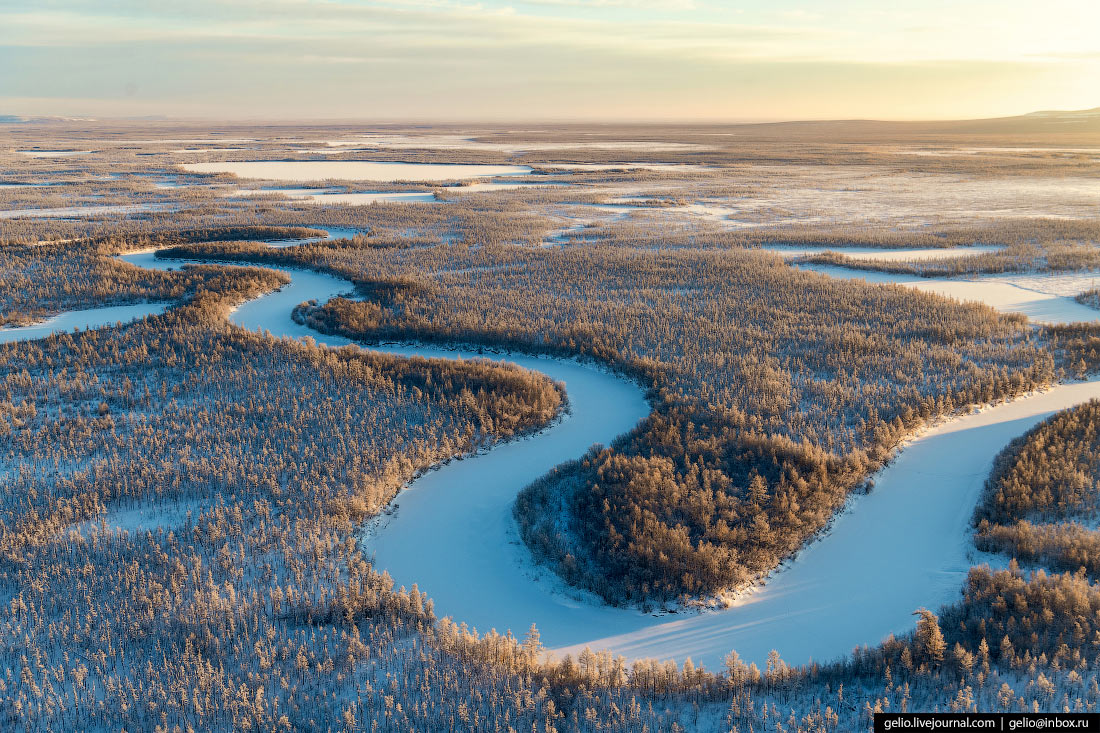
left=802, top=265, right=1100, bottom=325
left=0, top=204, right=172, bottom=219
left=449, top=181, right=571, bottom=192
left=261, top=226, right=363, bottom=248
left=314, top=135, right=705, bottom=153
left=763, top=245, right=1004, bottom=262
left=660, top=170, right=1100, bottom=228
left=0, top=303, right=168, bottom=344
left=230, top=188, right=438, bottom=205
left=179, top=161, right=533, bottom=182
left=291, top=191, right=437, bottom=205
left=538, top=163, right=710, bottom=172
left=172, top=148, right=248, bottom=153
left=18, top=150, right=92, bottom=158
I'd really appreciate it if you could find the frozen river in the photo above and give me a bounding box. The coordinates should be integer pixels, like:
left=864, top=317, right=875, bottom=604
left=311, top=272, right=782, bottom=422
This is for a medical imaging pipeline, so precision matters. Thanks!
left=0, top=303, right=167, bottom=343
left=799, top=263, right=1100, bottom=324
left=9, top=245, right=1100, bottom=670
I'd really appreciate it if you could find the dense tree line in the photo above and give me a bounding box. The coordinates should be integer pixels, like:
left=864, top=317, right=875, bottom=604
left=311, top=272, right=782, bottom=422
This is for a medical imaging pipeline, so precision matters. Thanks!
left=972, top=399, right=1100, bottom=575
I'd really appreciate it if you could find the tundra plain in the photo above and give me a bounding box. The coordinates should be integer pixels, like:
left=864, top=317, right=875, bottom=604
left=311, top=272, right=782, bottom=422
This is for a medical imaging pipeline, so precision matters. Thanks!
left=3, top=115, right=1100, bottom=730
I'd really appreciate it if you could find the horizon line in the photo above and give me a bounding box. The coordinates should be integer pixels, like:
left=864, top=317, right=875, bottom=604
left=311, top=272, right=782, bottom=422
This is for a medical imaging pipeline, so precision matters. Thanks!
left=6, top=105, right=1099, bottom=128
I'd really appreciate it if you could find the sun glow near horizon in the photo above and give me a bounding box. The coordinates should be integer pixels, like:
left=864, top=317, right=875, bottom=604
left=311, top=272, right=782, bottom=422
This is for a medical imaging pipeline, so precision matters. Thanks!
left=0, top=0, right=1098, bottom=121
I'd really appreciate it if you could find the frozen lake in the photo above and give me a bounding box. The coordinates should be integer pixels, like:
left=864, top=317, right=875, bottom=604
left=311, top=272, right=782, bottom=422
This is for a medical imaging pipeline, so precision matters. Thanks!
left=180, top=161, right=533, bottom=182
left=230, top=188, right=438, bottom=205
left=229, top=181, right=566, bottom=205
left=291, top=191, right=437, bottom=205
left=18, top=150, right=93, bottom=158
left=538, top=162, right=710, bottom=172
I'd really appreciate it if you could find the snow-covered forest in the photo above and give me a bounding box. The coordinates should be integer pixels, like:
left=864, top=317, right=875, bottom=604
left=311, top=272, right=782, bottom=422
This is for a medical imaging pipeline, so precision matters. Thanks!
left=195, top=239, right=1056, bottom=605
left=2, top=118, right=1100, bottom=730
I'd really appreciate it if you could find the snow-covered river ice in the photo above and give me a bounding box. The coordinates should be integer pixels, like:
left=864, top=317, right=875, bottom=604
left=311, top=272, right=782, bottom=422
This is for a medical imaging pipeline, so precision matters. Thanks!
left=7, top=245, right=1100, bottom=671
left=799, top=263, right=1100, bottom=325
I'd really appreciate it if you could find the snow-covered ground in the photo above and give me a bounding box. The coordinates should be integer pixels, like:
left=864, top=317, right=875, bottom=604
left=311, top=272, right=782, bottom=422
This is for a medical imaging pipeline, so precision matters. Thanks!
left=279, top=191, right=438, bottom=205
left=179, top=161, right=533, bottom=182
left=764, top=244, right=1004, bottom=262
left=358, top=369, right=1100, bottom=672
left=0, top=203, right=173, bottom=219
left=69, top=498, right=209, bottom=538
left=91, top=138, right=256, bottom=145
left=899, top=146, right=1100, bottom=157
left=172, top=147, right=249, bottom=153
left=0, top=303, right=168, bottom=343
left=801, top=264, right=1100, bottom=324
left=648, top=169, right=1100, bottom=228
left=227, top=181, right=566, bottom=205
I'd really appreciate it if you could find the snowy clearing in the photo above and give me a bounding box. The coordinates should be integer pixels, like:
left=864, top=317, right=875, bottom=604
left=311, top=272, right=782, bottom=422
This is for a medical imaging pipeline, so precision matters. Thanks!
left=537, top=163, right=711, bottom=172
left=69, top=498, right=210, bottom=538
left=276, top=191, right=437, bottom=206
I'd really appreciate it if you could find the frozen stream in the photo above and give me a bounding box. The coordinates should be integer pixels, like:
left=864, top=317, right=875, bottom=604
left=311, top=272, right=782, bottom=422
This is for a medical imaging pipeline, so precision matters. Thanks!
left=0, top=303, right=168, bottom=343
left=7, top=247, right=1100, bottom=670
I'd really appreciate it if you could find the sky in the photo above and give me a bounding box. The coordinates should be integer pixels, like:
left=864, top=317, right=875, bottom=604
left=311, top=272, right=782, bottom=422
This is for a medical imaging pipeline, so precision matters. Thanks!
left=0, top=0, right=1098, bottom=122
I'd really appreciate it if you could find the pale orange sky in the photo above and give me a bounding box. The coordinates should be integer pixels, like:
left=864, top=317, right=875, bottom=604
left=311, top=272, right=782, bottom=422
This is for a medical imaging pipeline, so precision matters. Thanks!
left=1, top=0, right=1097, bottom=121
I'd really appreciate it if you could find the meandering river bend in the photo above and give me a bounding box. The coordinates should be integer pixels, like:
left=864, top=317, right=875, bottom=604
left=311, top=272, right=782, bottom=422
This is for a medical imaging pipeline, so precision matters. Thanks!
left=4, top=247, right=1097, bottom=670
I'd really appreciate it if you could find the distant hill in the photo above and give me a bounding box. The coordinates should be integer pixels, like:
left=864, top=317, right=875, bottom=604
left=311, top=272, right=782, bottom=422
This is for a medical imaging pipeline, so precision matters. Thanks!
left=0, top=115, right=98, bottom=124
left=1023, top=107, right=1100, bottom=119
left=723, top=107, right=1100, bottom=139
